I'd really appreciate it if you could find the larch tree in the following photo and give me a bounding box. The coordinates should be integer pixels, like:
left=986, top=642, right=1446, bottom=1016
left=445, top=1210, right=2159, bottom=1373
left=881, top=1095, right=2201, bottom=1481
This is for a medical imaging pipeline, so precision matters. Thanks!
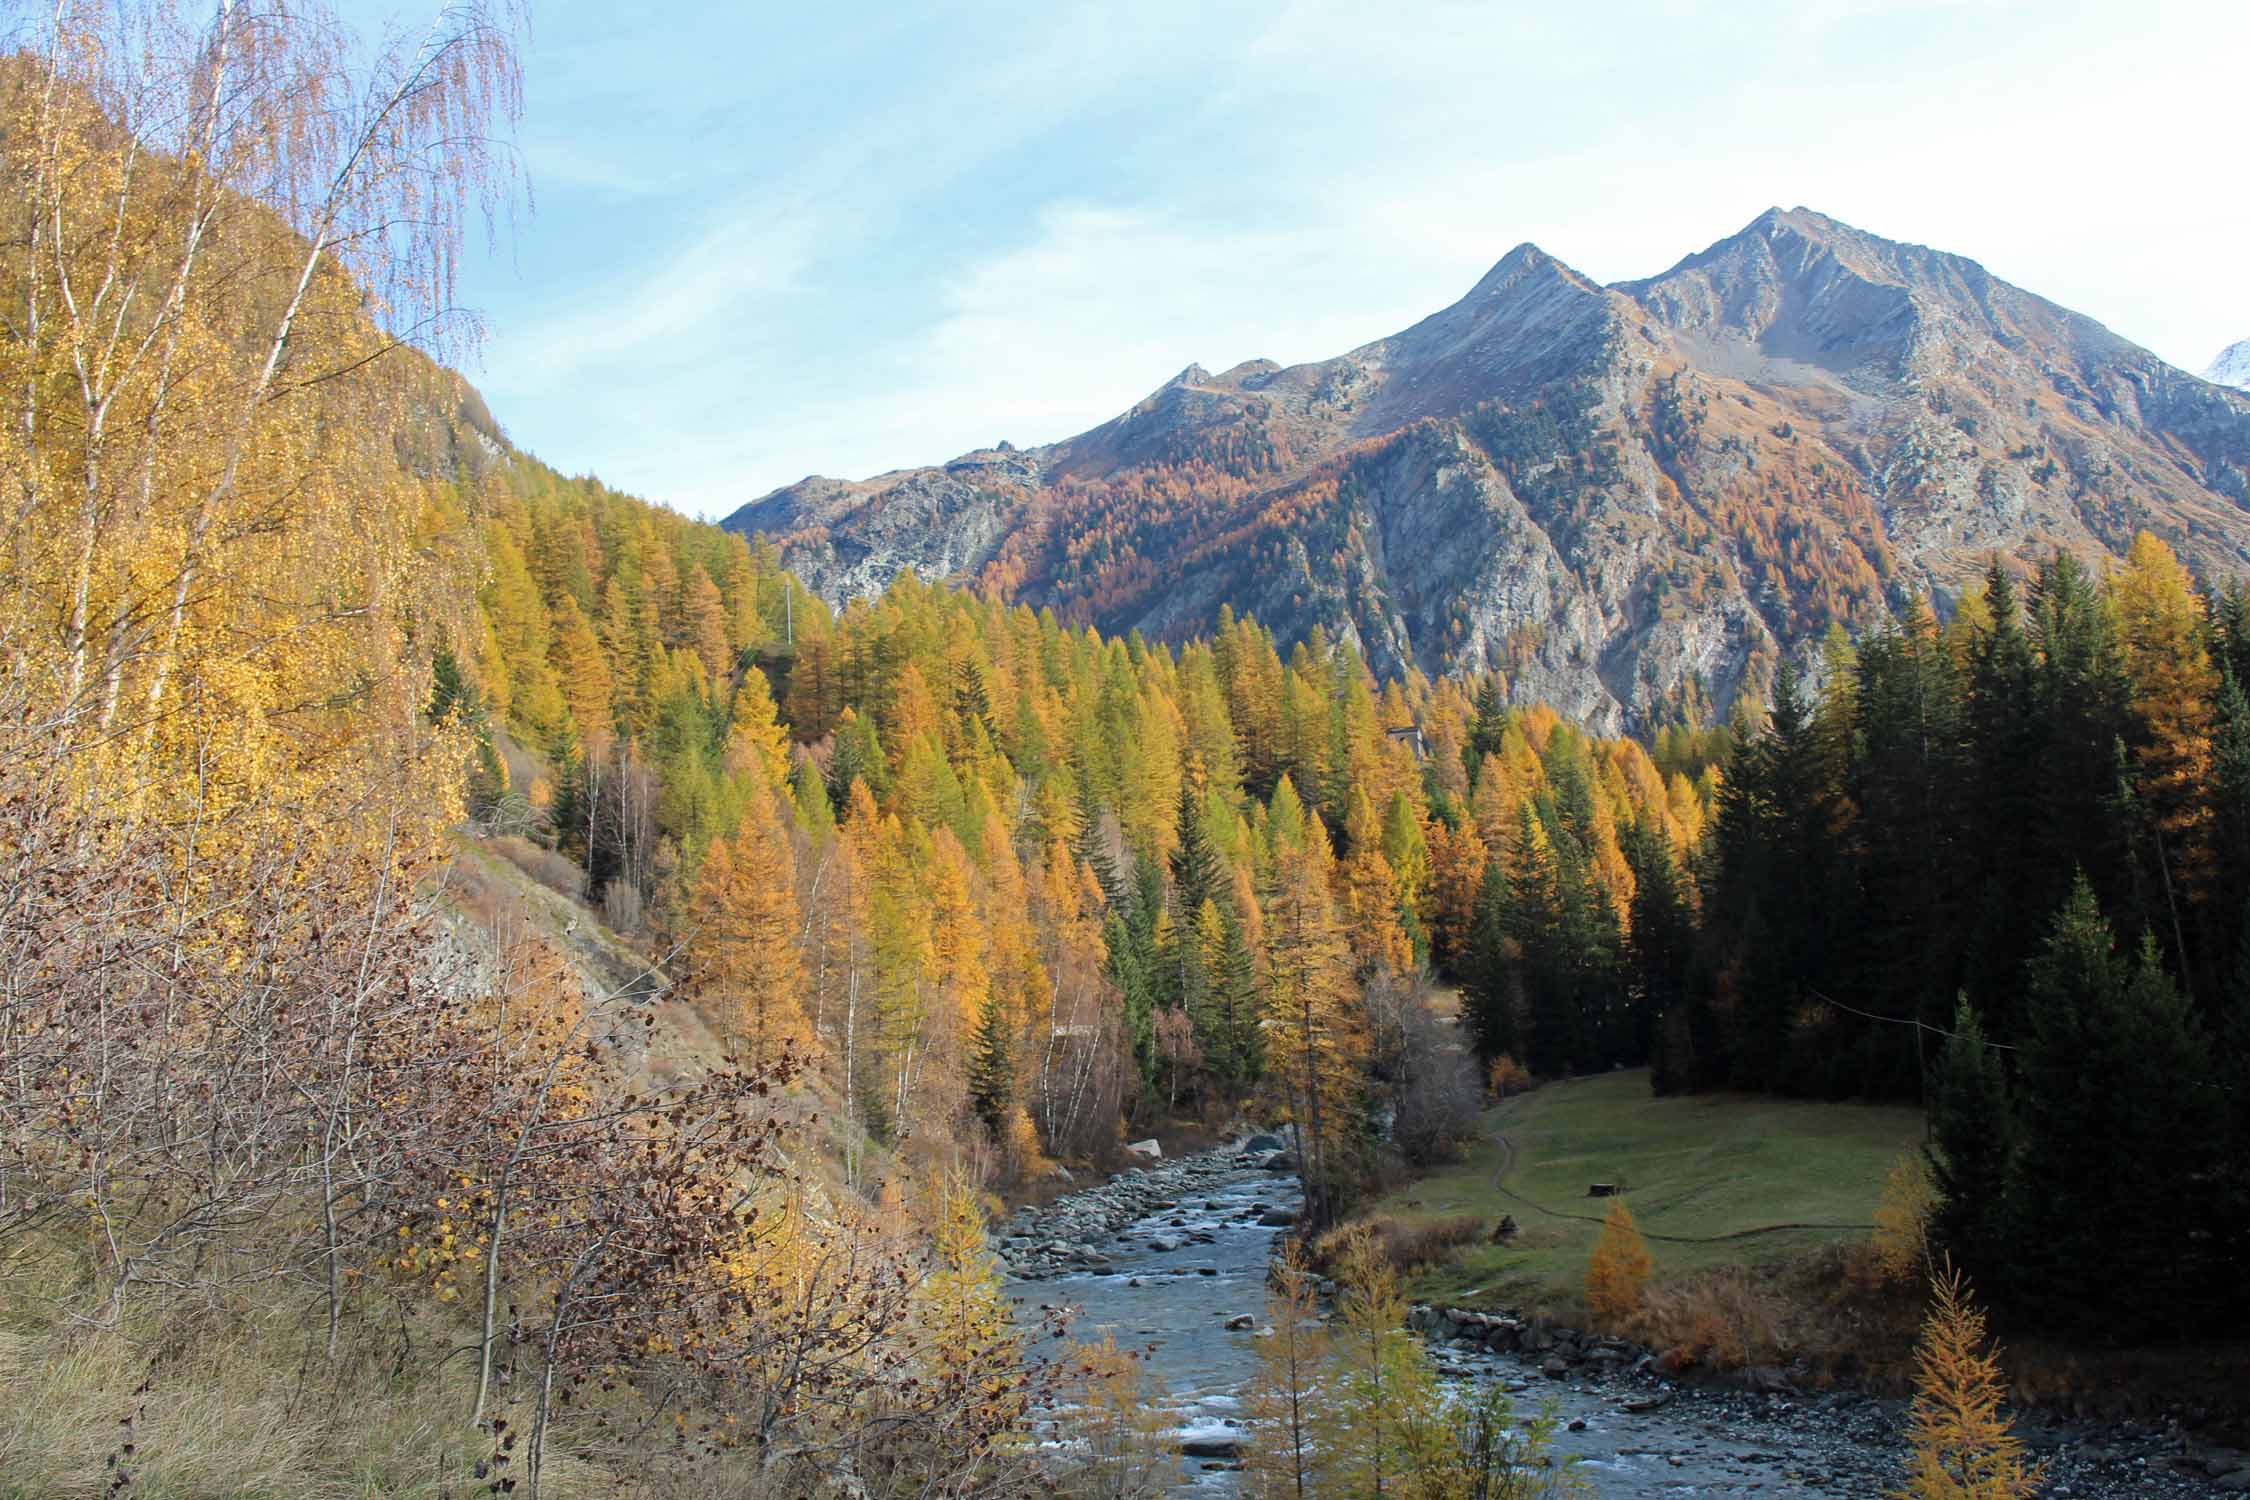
left=1261, top=777, right=1363, bottom=1228
left=1585, top=1196, right=1654, bottom=1325
left=549, top=593, right=614, bottom=744
left=2112, top=531, right=2220, bottom=962
left=689, top=782, right=808, bottom=1069
left=1893, top=1263, right=2045, bottom=1500
left=1243, top=1241, right=1332, bottom=1500
left=1341, top=786, right=1414, bottom=977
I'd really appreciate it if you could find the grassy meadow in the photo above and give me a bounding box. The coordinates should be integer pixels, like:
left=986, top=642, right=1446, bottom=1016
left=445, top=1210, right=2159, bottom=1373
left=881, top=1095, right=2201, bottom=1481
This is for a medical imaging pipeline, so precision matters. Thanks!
left=1369, top=1069, right=1926, bottom=1314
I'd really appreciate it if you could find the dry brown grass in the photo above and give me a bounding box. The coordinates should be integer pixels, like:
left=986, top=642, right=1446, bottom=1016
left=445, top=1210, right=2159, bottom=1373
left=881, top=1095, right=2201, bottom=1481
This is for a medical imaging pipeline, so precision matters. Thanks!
left=0, top=1286, right=837, bottom=1499
left=0, top=1312, right=612, bottom=1498
left=1632, top=1269, right=1788, bottom=1371
left=1623, top=1248, right=1931, bottom=1389
left=1319, top=1212, right=1485, bottom=1278
left=488, top=833, right=586, bottom=899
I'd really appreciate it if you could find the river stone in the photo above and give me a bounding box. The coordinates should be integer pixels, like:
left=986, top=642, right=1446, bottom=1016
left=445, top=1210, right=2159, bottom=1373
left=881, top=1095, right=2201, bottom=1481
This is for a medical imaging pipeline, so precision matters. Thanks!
left=1244, top=1134, right=1287, bottom=1153
left=1225, top=1313, right=1255, bottom=1330
left=1180, top=1436, right=1241, bottom=1459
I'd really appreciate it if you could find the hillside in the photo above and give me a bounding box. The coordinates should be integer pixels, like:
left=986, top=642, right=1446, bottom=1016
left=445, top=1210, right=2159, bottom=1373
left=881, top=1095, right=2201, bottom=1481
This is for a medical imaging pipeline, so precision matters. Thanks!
left=725, top=209, right=2250, bottom=728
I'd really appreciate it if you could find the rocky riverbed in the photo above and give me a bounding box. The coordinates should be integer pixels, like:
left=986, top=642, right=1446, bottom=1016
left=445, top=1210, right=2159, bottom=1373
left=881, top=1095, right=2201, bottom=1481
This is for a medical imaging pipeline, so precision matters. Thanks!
left=1001, top=1149, right=2246, bottom=1495
left=1000, top=1137, right=1305, bottom=1489
left=995, top=1136, right=1300, bottom=1282
left=1410, top=1304, right=2248, bottom=1496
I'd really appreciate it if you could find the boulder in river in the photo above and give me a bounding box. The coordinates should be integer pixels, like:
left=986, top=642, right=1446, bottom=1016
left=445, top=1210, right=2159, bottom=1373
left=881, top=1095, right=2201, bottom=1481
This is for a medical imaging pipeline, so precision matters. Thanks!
left=1126, top=1138, right=1162, bottom=1159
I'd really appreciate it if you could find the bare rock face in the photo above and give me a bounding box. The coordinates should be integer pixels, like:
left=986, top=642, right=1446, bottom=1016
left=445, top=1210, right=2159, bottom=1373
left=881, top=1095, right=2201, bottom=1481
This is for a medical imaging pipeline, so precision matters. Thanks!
left=724, top=208, right=2250, bottom=726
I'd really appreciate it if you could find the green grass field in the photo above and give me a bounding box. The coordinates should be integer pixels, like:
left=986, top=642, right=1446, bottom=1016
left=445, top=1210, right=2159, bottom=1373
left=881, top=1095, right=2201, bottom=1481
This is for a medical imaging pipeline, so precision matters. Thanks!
left=1372, top=1069, right=1925, bottom=1312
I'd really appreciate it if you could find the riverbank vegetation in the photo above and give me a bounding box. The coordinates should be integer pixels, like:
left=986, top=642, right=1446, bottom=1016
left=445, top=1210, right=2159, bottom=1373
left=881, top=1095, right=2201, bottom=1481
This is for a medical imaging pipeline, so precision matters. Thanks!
left=1245, top=1239, right=1588, bottom=1499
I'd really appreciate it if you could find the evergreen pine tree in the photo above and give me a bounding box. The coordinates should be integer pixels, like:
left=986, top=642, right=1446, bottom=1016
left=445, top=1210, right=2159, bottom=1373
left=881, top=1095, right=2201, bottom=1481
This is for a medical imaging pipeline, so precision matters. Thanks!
left=1621, top=816, right=1693, bottom=1068
left=1962, top=561, right=2046, bottom=1042
left=1168, top=780, right=1223, bottom=922
left=1468, top=672, right=1508, bottom=764
left=2221, top=917, right=2250, bottom=1326
left=1710, top=659, right=1847, bottom=1091
left=2008, top=879, right=2224, bottom=1336
left=1207, top=900, right=1266, bottom=1091
left=2027, top=553, right=2132, bottom=917
left=1925, top=999, right=2013, bottom=1286
left=967, top=991, right=1014, bottom=1138
left=1851, top=601, right=1966, bottom=1097
left=2210, top=661, right=2250, bottom=952
left=1463, top=854, right=1520, bottom=1064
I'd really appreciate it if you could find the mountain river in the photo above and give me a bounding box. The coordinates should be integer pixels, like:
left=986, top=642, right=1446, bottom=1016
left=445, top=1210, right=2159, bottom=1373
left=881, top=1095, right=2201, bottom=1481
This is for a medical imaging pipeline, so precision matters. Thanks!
left=1001, top=1144, right=2233, bottom=1497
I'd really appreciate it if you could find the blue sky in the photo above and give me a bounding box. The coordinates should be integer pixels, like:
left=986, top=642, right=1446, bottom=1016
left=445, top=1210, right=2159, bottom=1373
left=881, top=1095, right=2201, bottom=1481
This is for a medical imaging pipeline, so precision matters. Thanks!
left=356, top=0, right=2246, bottom=519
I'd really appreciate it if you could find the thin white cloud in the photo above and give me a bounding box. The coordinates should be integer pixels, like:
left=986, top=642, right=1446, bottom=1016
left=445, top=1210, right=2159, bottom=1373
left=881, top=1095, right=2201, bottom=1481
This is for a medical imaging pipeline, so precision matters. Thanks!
left=443, top=0, right=2250, bottom=515
left=482, top=211, right=817, bottom=396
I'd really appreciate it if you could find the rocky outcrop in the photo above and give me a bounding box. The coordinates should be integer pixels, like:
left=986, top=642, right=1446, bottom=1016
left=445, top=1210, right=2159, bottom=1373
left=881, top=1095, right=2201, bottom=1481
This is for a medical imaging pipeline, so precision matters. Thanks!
left=725, top=208, right=2250, bottom=727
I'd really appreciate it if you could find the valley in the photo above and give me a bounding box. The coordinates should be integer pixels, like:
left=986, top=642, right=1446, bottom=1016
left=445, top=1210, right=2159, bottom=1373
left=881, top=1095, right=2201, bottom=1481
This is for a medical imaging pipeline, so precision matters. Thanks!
left=0, top=4, right=2245, bottom=1498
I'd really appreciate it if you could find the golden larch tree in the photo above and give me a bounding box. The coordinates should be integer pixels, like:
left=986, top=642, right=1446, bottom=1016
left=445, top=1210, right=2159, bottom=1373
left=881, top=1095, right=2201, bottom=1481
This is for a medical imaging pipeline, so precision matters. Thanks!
left=1262, top=777, right=1364, bottom=1228
left=1243, top=1240, right=1332, bottom=1500
left=2111, top=531, right=2219, bottom=903
left=1340, top=786, right=1413, bottom=976
left=690, top=785, right=807, bottom=1068
left=1585, top=1196, right=1653, bottom=1326
left=1893, top=1262, right=2046, bottom=1500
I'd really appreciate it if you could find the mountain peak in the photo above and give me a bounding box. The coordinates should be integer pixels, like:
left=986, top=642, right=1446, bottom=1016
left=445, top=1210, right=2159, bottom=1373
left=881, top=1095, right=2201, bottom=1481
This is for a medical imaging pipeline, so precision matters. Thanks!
left=1632, top=205, right=1880, bottom=292
left=1463, top=241, right=1592, bottom=301
left=1743, top=205, right=1848, bottom=240
left=2207, top=339, right=2250, bottom=392
left=723, top=209, right=2250, bottom=733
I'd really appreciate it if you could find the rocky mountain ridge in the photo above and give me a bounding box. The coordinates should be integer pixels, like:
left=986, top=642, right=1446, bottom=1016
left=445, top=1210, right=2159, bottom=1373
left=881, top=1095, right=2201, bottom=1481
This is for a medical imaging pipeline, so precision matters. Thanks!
left=725, top=209, right=2250, bottom=728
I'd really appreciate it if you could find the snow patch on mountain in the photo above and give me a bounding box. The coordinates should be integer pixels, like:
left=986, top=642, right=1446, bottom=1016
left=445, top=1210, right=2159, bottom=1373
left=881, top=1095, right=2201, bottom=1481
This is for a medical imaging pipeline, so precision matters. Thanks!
left=2206, top=339, right=2250, bottom=392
